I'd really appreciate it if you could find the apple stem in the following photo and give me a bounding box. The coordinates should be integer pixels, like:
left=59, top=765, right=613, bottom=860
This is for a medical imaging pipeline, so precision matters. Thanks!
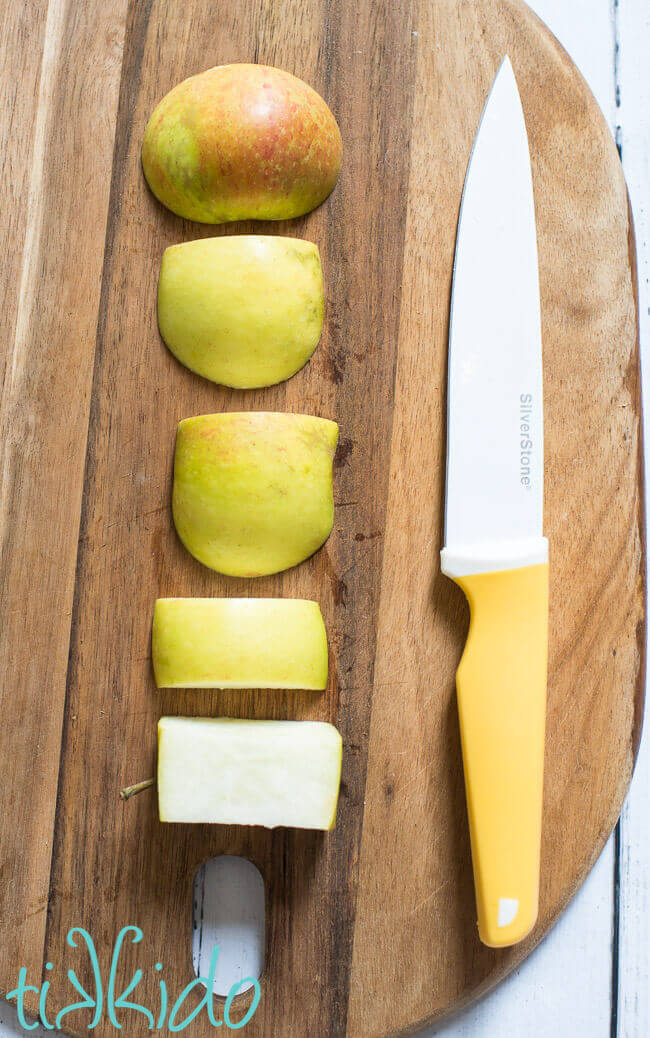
left=120, top=777, right=156, bottom=801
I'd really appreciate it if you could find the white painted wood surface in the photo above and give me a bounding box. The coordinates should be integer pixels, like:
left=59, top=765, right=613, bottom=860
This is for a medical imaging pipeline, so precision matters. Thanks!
left=193, top=857, right=265, bottom=997
left=1, top=0, right=647, bottom=1033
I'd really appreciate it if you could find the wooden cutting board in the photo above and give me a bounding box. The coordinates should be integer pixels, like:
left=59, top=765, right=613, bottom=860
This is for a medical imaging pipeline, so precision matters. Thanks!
left=0, top=0, right=643, bottom=1034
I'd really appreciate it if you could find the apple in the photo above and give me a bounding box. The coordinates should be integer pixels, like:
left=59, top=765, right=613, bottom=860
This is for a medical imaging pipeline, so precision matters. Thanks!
left=157, top=717, right=342, bottom=829
left=172, top=412, right=338, bottom=577
left=141, top=64, right=342, bottom=223
left=158, top=236, right=324, bottom=389
left=152, top=598, right=328, bottom=690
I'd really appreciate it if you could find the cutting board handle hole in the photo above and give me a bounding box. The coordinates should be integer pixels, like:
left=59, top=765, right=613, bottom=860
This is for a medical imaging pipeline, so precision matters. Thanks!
left=192, top=855, right=265, bottom=997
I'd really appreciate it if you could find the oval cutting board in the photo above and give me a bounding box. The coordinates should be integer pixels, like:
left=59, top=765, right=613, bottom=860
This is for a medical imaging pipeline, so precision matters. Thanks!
left=0, top=0, right=643, bottom=1035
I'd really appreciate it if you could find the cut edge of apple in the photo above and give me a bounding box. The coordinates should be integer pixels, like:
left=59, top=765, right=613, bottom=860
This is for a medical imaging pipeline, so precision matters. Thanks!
left=157, top=716, right=342, bottom=830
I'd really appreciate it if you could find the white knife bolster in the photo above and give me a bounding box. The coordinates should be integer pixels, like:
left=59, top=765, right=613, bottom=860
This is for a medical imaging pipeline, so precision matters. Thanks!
left=440, top=537, right=548, bottom=578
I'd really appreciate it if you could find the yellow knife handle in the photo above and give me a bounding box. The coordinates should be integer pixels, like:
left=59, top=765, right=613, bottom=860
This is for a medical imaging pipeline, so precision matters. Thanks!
left=452, top=562, right=548, bottom=947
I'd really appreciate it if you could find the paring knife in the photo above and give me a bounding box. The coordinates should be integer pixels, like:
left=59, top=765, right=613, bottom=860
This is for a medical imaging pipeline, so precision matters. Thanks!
left=441, top=56, right=548, bottom=948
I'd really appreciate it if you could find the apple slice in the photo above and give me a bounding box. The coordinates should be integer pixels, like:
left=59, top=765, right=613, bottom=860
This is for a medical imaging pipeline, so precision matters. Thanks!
left=141, top=64, right=342, bottom=224
left=152, top=598, right=328, bottom=690
left=158, top=236, right=324, bottom=389
left=172, top=412, right=338, bottom=577
left=157, top=717, right=342, bottom=830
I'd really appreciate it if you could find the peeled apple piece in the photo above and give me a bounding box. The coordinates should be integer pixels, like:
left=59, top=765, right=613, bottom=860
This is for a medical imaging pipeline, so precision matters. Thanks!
left=157, top=717, right=342, bottom=830
left=152, top=598, right=328, bottom=690
left=157, top=236, right=324, bottom=389
left=141, top=64, right=342, bottom=223
left=172, top=412, right=338, bottom=577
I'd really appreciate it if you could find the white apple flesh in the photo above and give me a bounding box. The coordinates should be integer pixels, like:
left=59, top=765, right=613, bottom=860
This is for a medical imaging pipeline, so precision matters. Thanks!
left=158, top=717, right=342, bottom=830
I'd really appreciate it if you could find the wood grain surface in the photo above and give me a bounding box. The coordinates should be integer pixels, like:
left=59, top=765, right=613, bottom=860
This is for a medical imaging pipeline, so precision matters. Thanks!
left=0, top=1, right=643, bottom=1035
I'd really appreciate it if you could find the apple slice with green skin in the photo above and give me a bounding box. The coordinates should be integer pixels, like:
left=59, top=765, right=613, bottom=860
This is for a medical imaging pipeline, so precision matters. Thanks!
left=152, top=598, right=328, bottom=690
left=157, top=717, right=342, bottom=830
left=141, top=64, right=342, bottom=224
left=158, top=236, right=324, bottom=389
left=172, top=412, right=338, bottom=577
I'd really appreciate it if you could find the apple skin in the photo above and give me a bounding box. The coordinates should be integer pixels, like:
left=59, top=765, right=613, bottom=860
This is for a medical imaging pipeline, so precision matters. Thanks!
left=141, top=64, right=342, bottom=223
left=158, top=236, right=324, bottom=389
left=172, top=412, right=338, bottom=577
left=158, top=717, right=342, bottom=829
left=152, top=598, right=328, bottom=689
